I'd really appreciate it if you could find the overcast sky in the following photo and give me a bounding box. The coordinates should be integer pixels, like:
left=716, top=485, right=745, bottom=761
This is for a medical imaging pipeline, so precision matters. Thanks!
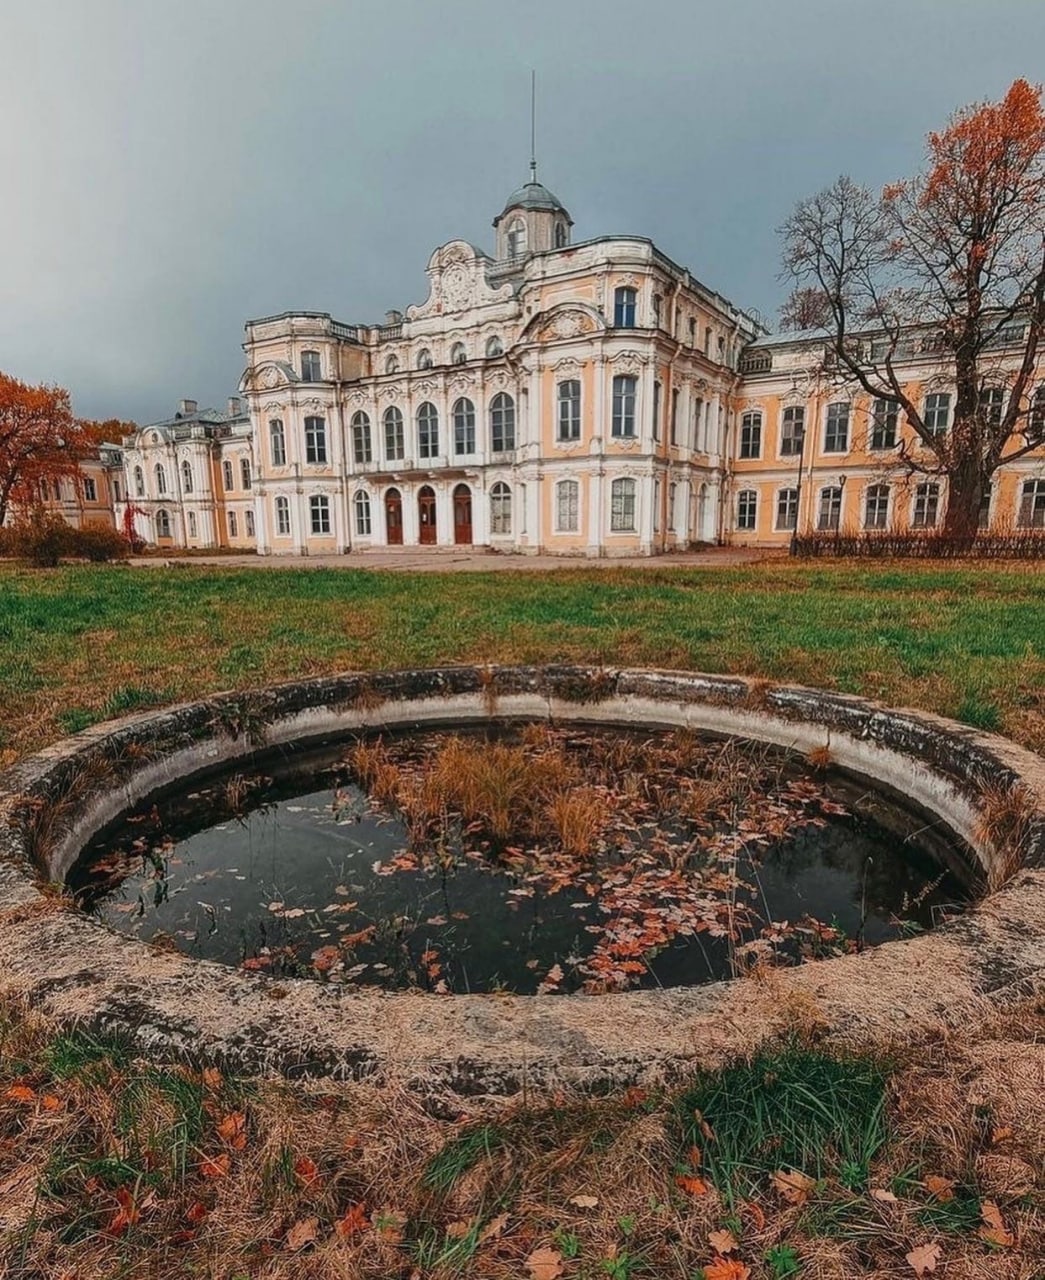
left=2, top=0, right=1042, bottom=424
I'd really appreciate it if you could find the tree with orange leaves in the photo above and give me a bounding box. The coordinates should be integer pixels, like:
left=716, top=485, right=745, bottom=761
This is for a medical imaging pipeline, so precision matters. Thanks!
left=0, top=371, right=94, bottom=526
left=781, top=79, right=1045, bottom=537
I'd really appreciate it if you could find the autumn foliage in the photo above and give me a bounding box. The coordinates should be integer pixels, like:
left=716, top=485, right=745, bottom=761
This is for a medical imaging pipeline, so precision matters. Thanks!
left=0, top=371, right=93, bottom=526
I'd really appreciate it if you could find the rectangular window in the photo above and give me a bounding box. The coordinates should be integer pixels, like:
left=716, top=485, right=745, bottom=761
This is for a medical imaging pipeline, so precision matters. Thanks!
left=979, top=386, right=1005, bottom=427
left=246, top=509, right=255, bottom=537
left=924, top=392, right=951, bottom=437
left=780, top=406, right=805, bottom=456
left=611, top=375, right=637, bottom=438
left=228, top=511, right=237, bottom=537
left=653, top=478, right=661, bottom=532
left=275, top=498, right=291, bottom=536
left=301, top=350, right=321, bottom=381
left=870, top=398, right=898, bottom=450
left=978, top=484, right=992, bottom=530
left=775, top=487, right=799, bottom=531
left=912, top=482, right=940, bottom=528
left=1019, top=479, right=1045, bottom=528
left=865, top=485, right=890, bottom=530
left=652, top=381, right=661, bottom=442
left=824, top=402, right=849, bottom=453
left=737, top=490, right=757, bottom=531
left=113, top=479, right=121, bottom=501
left=556, top=480, right=579, bottom=532
left=670, top=388, right=679, bottom=446
left=270, top=420, right=286, bottom=466
left=309, top=494, right=331, bottom=535
left=692, top=398, right=704, bottom=451
left=223, top=459, right=234, bottom=490
left=652, top=294, right=662, bottom=329
left=558, top=380, right=581, bottom=441
left=739, top=412, right=762, bottom=459
left=83, top=477, right=97, bottom=502
left=384, top=409, right=405, bottom=461
left=610, top=478, right=637, bottom=531
left=304, top=416, right=328, bottom=464
left=817, top=486, right=843, bottom=531
left=240, top=458, right=251, bottom=489
left=613, top=287, right=636, bottom=327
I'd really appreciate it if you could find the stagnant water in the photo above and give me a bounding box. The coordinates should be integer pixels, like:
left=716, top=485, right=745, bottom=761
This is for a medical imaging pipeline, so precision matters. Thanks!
left=70, top=726, right=972, bottom=994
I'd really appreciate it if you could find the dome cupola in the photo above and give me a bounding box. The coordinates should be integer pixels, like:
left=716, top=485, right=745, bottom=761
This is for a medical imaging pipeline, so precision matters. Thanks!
left=493, top=162, right=573, bottom=261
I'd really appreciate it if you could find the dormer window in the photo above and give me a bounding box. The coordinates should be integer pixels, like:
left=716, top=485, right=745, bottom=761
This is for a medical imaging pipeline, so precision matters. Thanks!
left=554, top=221, right=568, bottom=248
left=417, top=348, right=432, bottom=370
left=301, top=349, right=321, bottom=381
left=486, top=336, right=504, bottom=358
left=507, top=218, right=527, bottom=258
left=451, top=342, right=467, bottom=366
left=385, top=355, right=399, bottom=374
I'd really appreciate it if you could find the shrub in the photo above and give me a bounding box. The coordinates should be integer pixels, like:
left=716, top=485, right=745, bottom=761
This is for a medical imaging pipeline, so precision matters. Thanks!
left=791, top=529, right=1045, bottom=559
left=72, top=525, right=132, bottom=562
left=10, top=511, right=76, bottom=567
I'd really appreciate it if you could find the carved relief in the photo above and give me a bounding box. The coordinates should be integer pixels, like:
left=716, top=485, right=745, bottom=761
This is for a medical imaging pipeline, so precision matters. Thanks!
left=609, top=350, right=645, bottom=375
left=553, top=357, right=583, bottom=377
left=406, top=239, right=515, bottom=320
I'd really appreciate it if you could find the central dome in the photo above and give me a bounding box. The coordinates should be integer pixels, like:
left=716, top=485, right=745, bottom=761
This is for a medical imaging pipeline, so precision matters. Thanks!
left=497, top=179, right=568, bottom=217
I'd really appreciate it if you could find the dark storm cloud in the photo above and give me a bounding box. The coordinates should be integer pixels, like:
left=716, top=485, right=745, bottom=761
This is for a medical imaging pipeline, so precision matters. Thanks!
left=1, top=0, right=1041, bottom=423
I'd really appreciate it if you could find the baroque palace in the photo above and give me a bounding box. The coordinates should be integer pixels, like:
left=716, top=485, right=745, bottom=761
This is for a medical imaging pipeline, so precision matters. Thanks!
left=111, top=173, right=1045, bottom=554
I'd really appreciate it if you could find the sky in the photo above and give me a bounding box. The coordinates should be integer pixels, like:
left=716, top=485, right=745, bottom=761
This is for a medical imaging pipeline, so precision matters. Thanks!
left=1, top=0, right=1043, bottom=425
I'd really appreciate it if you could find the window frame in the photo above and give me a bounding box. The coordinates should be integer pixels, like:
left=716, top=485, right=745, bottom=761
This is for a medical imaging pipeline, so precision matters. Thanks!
left=354, top=489, right=372, bottom=536
left=611, top=374, right=638, bottom=439
left=610, top=476, right=637, bottom=532
left=489, top=392, right=515, bottom=453
left=736, top=489, right=758, bottom=532
left=780, top=405, right=805, bottom=457
left=309, top=493, right=331, bottom=536
left=489, top=481, right=512, bottom=535
left=912, top=481, right=941, bottom=528
left=817, top=485, right=843, bottom=532
left=155, top=508, right=171, bottom=539
left=870, top=398, right=898, bottom=450
left=557, top=379, right=581, bottom=441
left=300, top=349, right=321, bottom=382
left=155, top=463, right=168, bottom=496
left=823, top=401, right=850, bottom=454
left=923, top=391, right=951, bottom=437
left=613, top=287, right=637, bottom=328
left=304, top=415, right=328, bottom=465
left=1019, top=479, right=1045, bottom=528
left=864, top=483, right=890, bottom=530
left=83, top=476, right=98, bottom=503
left=739, top=411, right=762, bottom=459
left=351, top=411, right=373, bottom=464
left=275, top=495, right=291, bottom=537
left=269, top=419, right=286, bottom=466
left=556, top=478, right=580, bottom=532
left=240, top=458, right=251, bottom=490
left=383, top=406, right=405, bottom=461
left=417, top=402, right=439, bottom=459
left=775, top=487, right=799, bottom=532
left=452, top=397, right=476, bottom=456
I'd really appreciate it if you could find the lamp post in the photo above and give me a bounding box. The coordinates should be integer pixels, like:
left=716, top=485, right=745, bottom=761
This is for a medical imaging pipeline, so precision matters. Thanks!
left=835, top=473, right=847, bottom=552
left=789, top=422, right=807, bottom=556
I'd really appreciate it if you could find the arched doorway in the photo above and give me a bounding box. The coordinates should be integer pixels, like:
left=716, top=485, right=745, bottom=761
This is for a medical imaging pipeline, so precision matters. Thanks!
left=384, top=488, right=403, bottom=545
left=418, top=485, right=437, bottom=545
left=452, top=483, right=472, bottom=544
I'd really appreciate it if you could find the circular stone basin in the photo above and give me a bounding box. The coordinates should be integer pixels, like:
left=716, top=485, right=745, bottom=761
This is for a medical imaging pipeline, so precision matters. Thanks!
left=70, top=725, right=971, bottom=995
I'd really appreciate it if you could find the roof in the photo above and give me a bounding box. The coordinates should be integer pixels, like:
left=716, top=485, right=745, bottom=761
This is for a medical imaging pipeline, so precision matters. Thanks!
left=494, top=179, right=571, bottom=224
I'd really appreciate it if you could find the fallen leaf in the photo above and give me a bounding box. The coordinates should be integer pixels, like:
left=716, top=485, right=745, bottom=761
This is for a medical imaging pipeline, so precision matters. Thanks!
left=216, top=1112, right=247, bottom=1149
left=285, top=1217, right=319, bottom=1250
left=740, top=1199, right=765, bottom=1231
left=372, top=1208, right=407, bottom=1242
left=923, top=1175, right=955, bottom=1202
left=202, top=1067, right=222, bottom=1090
left=4, top=1084, right=36, bottom=1104
left=978, top=1200, right=1014, bottom=1247
left=479, top=1212, right=508, bottom=1242
left=186, top=1201, right=209, bottom=1223
left=569, top=1194, right=599, bottom=1209
left=199, top=1153, right=230, bottom=1178
left=526, top=1246, right=565, bottom=1280
left=41, top=1093, right=62, bottom=1111
left=906, top=1241, right=941, bottom=1276
left=871, top=1187, right=899, bottom=1203
left=771, top=1169, right=816, bottom=1204
left=294, top=1156, right=322, bottom=1187
left=676, top=1173, right=709, bottom=1196
left=990, top=1126, right=1014, bottom=1145
left=445, top=1219, right=473, bottom=1239
left=705, top=1260, right=751, bottom=1280
left=708, top=1227, right=739, bottom=1254
left=335, top=1201, right=369, bottom=1238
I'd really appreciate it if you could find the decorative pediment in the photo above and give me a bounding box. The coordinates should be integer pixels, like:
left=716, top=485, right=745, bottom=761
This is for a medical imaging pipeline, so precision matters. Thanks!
left=609, top=349, right=646, bottom=375
left=554, top=357, right=583, bottom=377
left=406, top=240, right=514, bottom=320
left=240, top=361, right=298, bottom=393
left=449, top=371, right=477, bottom=395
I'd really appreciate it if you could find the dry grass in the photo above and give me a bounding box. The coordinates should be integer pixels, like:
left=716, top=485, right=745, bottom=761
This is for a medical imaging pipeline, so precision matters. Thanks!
left=975, top=781, right=1040, bottom=889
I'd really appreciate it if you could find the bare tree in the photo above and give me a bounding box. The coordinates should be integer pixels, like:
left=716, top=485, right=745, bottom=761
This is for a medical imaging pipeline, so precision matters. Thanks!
left=780, top=79, right=1045, bottom=537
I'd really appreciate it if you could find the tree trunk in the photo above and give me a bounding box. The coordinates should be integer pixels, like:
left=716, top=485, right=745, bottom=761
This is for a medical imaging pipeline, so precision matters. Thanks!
left=942, top=462, right=986, bottom=543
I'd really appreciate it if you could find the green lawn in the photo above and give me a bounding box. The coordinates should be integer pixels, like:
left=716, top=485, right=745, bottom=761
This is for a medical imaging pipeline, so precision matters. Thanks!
left=1, top=561, right=1043, bottom=761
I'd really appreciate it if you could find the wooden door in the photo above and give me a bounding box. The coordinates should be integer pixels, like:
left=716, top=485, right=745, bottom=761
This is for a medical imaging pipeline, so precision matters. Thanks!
left=453, top=484, right=472, bottom=545
left=418, top=486, right=437, bottom=545
left=385, top=488, right=403, bottom=545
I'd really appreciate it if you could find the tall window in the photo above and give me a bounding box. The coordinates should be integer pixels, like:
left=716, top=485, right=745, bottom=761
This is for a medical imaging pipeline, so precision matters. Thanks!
left=558, top=380, right=581, bottom=441
left=269, top=419, right=286, bottom=466
left=556, top=479, right=579, bottom=532
left=979, top=386, right=1005, bottom=427
left=507, top=219, right=527, bottom=257
left=924, top=392, right=951, bottom=436
left=383, top=406, right=404, bottom=461
left=978, top=483, right=993, bottom=529
left=1019, top=479, right=1045, bottom=528
left=613, top=287, right=637, bottom=327
left=156, top=509, right=171, bottom=538
left=452, top=397, right=476, bottom=455
left=652, top=381, right=662, bottom=441
left=304, top=416, right=327, bottom=464
left=246, top=509, right=255, bottom=538
left=351, top=411, right=372, bottom=464
left=222, top=459, right=233, bottom=490
left=113, top=479, right=121, bottom=502
left=417, top=348, right=432, bottom=370
left=228, top=511, right=237, bottom=538
left=865, top=484, right=890, bottom=530
left=240, top=458, right=252, bottom=489
left=611, top=375, right=637, bottom=438
left=692, top=398, right=704, bottom=451
left=309, top=494, right=331, bottom=535
left=385, top=355, right=399, bottom=374
left=83, top=476, right=97, bottom=502
left=870, top=399, right=898, bottom=450
left=824, top=402, right=849, bottom=452
left=275, top=495, right=290, bottom=536
left=417, top=402, right=439, bottom=459
left=301, top=350, right=321, bottom=381
left=181, top=460, right=193, bottom=493
left=739, top=411, right=762, bottom=459
left=652, top=294, right=663, bottom=329
left=668, top=481, right=677, bottom=531
left=736, top=489, right=757, bottom=531
left=490, top=481, right=512, bottom=534
left=490, top=393, right=515, bottom=452
left=187, top=511, right=197, bottom=538
left=610, top=477, right=637, bottom=531
left=486, top=336, right=503, bottom=358
left=1030, top=385, right=1045, bottom=441
left=554, top=221, right=568, bottom=248
left=134, top=465, right=144, bottom=497
left=913, top=481, right=940, bottom=528
left=450, top=342, right=467, bottom=366
left=354, top=490, right=372, bottom=535
left=818, top=486, right=842, bottom=531
left=155, top=464, right=168, bottom=495
left=775, top=487, right=799, bottom=531
left=781, top=406, right=805, bottom=456
left=670, top=388, right=680, bottom=446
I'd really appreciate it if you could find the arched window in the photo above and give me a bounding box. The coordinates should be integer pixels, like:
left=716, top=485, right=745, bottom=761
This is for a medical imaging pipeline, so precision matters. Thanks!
left=155, top=509, right=171, bottom=539
left=187, top=511, right=197, bottom=538
left=417, top=348, right=432, bottom=370
left=452, top=398, right=476, bottom=455
left=610, top=478, right=637, bottom=531
left=490, top=393, right=515, bottom=452
left=450, top=342, right=467, bottom=366
left=486, top=335, right=504, bottom=358
left=383, top=406, right=404, bottom=461
left=818, top=486, right=843, bottom=531
left=739, top=412, right=762, bottom=459
left=154, top=464, right=167, bottom=496
left=417, top=402, right=439, bottom=459
left=507, top=218, right=527, bottom=257
left=736, top=489, right=757, bottom=531
left=490, top=481, right=512, bottom=535
left=557, top=380, right=581, bottom=441
left=223, top=459, right=234, bottom=490
left=240, top=458, right=252, bottom=489
left=611, top=375, right=637, bottom=438
left=554, top=221, right=568, bottom=248
left=556, top=479, right=579, bottom=532
left=354, top=490, right=372, bottom=536
left=301, top=349, right=321, bottom=381
left=133, top=465, right=144, bottom=497
left=245, top=509, right=255, bottom=538
left=351, top=411, right=373, bottom=464
left=613, top=287, right=637, bottom=328
left=229, top=511, right=238, bottom=537
left=275, top=495, right=291, bottom=536
left=864, top=484, right=890, bottom=530
left=181, top=459, right=193, bottom=493
left=269, top=419, right=286, bottom=466
left=385, top=354, right=399, bottom=374
left=309, top=494, right=331, bottom=535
